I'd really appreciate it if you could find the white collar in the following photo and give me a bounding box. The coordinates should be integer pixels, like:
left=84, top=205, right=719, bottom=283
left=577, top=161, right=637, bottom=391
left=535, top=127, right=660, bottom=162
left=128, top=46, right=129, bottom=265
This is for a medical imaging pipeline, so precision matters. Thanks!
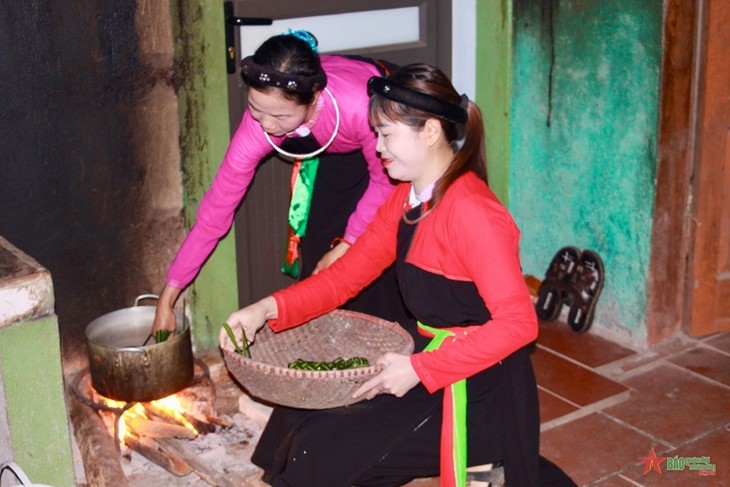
left=408, top=180, right=436, bottom=206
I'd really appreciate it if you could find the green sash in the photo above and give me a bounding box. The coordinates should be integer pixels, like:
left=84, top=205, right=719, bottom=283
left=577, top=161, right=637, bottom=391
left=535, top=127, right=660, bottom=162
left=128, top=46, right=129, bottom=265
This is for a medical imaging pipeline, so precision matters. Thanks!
left=282, top=157, right=320, bottom=278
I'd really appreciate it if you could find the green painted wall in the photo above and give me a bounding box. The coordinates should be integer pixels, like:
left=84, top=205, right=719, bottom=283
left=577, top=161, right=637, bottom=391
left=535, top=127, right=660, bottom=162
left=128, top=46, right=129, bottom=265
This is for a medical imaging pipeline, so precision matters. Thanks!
left=172, top=1, right=238, bottom=350
left=477, top=0, right=513, bottom=205
left=509, top=0, right=662, bottom=341
left=0, top=317, right=76, bottom=486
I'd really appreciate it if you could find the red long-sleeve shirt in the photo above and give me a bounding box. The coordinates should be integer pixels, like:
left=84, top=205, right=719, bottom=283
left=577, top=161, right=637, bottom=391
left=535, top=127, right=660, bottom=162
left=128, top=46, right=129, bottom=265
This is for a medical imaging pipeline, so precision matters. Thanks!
left=270, top=172, right=537, bottom=392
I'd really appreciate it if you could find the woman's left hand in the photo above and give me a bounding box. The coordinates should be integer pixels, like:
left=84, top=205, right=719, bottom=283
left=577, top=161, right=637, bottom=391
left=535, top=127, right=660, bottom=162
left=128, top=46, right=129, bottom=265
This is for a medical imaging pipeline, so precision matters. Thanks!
left=312, top=240, right=350, bottom=274
left=353, top=352, right=420, bottom=400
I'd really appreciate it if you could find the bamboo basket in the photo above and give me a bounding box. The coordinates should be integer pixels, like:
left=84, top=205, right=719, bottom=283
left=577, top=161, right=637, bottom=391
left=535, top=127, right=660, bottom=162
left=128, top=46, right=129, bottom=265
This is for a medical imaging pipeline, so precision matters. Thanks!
left=222, top=310, right=413, bottom=409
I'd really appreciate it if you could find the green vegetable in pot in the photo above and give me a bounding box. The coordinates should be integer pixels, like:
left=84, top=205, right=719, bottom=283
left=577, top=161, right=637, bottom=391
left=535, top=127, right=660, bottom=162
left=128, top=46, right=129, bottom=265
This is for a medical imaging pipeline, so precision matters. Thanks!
left=223, top=322, right=250, bottom=358
left=288, top=356, right=370, bottom=371
left=154, top=329, right=172, bottom=343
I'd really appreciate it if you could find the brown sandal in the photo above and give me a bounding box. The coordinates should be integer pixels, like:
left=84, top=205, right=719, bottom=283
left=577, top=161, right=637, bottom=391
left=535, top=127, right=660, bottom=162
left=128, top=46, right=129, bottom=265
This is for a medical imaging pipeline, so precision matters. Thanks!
left=565, top=249, right=604, bottom=333
left=535, top=246, right=581, bottom=321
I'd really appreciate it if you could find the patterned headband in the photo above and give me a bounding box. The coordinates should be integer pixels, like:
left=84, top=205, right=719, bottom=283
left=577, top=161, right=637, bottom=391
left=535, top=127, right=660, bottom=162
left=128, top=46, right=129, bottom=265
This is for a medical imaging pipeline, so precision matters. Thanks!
left=240, top=56, right=328, bottom=93
left=367, top=76, right=468, bottom=125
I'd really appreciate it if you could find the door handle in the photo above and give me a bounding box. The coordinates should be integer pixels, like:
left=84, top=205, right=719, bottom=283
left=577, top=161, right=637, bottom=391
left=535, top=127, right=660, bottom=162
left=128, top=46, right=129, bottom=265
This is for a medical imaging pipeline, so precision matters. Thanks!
left=224, top=1, right=273, bottom=74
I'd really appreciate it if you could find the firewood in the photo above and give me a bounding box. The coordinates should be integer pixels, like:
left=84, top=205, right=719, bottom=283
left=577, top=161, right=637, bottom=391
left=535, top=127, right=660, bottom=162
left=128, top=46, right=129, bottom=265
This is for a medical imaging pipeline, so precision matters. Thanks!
left=157, top=438, right=239, bottom=487
left=141, top=402, right=191, bottom=429
left=202, top=413, right=231, bottom=428
left=125, top=416, right=197, bottom=439
left=66, top=384, right=130, bottom=487
left=124, top=434, right=193, bottom=477
left=184, top=411, right=229, bottom=432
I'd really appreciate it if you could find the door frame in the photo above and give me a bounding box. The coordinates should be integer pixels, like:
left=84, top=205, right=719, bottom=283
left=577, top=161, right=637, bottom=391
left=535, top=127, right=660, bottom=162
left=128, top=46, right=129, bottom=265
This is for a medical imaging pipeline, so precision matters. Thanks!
left=226, top=0, right=452, bottom=139
left=224, top=0, right=453, bottom=306
left=647, top=0, right=730, bottom=342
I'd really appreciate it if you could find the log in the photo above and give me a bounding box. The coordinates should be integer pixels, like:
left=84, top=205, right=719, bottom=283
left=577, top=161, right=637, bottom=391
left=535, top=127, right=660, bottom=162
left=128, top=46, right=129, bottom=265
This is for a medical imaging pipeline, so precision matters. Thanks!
left=126, top=416, right=197, bottom=439
left=66, top=383, right=130, bottom=487
left=184, top=411, right=226, bottom=432
left=158, top=438, right=239, bottom=487
left=142, top=402, right=199, bottom=433
left=142, top=401, right=223, bottom=434
left=124, top=434, right=193, bottom=477
left=201, top=413, right=230, bottom=428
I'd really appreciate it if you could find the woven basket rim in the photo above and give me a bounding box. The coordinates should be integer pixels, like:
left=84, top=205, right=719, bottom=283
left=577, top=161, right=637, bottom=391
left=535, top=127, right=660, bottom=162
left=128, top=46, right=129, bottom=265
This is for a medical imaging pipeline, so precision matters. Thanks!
left=221, top=309, right=411, bottom=379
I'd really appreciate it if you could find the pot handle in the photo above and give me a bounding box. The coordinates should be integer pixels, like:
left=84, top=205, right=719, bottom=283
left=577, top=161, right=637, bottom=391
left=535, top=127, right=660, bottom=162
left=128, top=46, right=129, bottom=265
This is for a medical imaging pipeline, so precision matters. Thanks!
left=134, top=294, right=160, bottom=307
left=114, top=347, right=151, bottom=367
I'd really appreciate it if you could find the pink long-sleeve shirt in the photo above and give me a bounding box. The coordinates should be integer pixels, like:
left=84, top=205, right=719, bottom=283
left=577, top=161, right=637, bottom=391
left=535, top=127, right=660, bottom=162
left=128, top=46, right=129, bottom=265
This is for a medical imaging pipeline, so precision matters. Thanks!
left=166, top=56, right=394, bottom=289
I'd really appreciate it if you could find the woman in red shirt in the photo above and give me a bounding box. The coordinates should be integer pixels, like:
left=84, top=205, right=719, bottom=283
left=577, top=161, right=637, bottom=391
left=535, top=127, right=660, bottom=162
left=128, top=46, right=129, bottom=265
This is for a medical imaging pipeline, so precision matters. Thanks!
left=223, top=64, right=545, bottom=487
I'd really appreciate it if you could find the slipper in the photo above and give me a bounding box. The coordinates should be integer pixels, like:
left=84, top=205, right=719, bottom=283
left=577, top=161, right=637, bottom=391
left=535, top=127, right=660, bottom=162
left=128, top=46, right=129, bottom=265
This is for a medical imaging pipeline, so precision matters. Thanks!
left=566, top=249, right=604, bottom=333
left=535, top=246, right=581, bottom=321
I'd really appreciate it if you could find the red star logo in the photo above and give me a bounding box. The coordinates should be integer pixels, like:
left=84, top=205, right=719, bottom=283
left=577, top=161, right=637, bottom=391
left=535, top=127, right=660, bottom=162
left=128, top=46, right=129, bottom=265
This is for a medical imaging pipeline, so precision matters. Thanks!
left=639, top=447, right=666, bottom=475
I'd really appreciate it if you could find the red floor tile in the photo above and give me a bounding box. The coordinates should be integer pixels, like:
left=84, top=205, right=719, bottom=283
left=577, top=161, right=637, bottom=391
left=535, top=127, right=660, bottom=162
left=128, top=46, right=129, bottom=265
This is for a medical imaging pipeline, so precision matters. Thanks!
left=597, top=335, right=700, bottom=377
left=531, top=347, right=628, bottom=407
left=537, top=321, right=637, bottom=368
left=587, top=474, right=638, bottom=486
left=540, top=412, right=664, bottom=486
left=604, top=363, right=730, bottom=446
left=538, top=388, right=580, bottom=424
left=667, top=345, right=730, bottom=387
left=622, top=427, right=729, bottom=485
left=703, top=332, right=730, bottom=353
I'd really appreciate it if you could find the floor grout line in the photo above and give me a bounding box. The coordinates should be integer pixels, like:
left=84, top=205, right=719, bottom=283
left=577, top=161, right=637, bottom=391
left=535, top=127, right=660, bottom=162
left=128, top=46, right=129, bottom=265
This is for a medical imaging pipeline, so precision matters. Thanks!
left=539, top=390, right=632, bottom=432
left=661, top=359, right=730, bottom=392
left=700, top=341, right=730, bottom=357
left=535, top=343, right=633, bottom=378
left=597, top=410, right=675, bottom=450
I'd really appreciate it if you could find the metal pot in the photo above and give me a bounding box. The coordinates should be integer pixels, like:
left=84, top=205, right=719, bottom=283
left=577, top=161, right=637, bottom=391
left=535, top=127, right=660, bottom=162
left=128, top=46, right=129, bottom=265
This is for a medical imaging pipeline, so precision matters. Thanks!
left=85, top=294, right=194, bottom=402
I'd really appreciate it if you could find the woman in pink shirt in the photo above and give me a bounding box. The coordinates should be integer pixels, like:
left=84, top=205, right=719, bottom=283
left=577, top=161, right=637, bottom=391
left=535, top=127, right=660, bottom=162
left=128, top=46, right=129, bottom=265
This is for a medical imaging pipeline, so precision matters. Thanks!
left=153, top=31, right=409, bottom=334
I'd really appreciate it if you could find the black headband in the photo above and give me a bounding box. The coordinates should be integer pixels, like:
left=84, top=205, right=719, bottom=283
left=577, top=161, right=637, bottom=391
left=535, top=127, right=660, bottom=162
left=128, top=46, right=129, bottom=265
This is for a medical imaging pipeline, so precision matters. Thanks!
left=241, top=56, right=327, bottom=93
left=367, top=76, right=468, bottom=125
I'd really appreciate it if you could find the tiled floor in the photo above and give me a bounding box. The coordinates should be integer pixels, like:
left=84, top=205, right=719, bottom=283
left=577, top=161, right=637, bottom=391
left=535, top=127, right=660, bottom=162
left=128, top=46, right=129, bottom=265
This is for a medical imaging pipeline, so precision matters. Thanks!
left=536, top=321, right=729, bottom=486
left=212, top=314, right=730, bottom=487
left=405, top=320, right=730, bottom=486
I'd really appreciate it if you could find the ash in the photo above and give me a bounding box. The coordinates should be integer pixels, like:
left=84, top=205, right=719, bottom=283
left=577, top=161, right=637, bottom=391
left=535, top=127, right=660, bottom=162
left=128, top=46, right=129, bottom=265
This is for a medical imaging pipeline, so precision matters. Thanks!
left=121, top=411, right=264, bottom=486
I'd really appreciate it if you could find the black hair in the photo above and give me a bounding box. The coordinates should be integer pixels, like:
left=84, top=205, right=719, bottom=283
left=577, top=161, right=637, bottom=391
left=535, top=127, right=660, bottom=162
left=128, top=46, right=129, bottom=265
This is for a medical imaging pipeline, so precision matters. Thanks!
left=241, top=33, right=323, bottom=106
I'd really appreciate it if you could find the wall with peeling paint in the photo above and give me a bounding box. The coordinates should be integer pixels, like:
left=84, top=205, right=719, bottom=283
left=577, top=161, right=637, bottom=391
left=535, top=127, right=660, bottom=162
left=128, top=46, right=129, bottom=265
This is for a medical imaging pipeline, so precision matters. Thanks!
left=172, top=1, right=239, bottom=349
left=509, top=0, right=663, bottom=344
left=0, top=1, right=185, bottom=361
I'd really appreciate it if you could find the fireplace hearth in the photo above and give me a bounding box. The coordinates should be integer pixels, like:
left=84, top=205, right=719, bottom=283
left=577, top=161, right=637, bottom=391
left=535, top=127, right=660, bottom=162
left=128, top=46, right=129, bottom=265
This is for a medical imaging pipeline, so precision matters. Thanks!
left=66, top=350, right=266, bottom=486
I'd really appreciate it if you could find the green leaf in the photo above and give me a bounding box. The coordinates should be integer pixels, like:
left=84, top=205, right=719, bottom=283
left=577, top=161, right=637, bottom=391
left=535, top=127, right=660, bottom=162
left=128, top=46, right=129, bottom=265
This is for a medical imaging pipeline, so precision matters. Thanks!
left=223, top=322, right=250, bottom=357
left=154, top=330, right=172, bottom=343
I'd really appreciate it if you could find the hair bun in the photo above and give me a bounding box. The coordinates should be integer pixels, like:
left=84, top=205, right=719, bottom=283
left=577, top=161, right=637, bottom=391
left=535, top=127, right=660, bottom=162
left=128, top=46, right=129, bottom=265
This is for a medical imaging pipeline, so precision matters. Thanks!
left=285, top=29, right=319, bottom=53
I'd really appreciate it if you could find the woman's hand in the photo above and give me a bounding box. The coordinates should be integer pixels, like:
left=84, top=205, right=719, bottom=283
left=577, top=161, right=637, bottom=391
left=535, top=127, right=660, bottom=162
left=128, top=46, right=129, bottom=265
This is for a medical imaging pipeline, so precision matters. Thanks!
left=152, top=285, right=181, bottom=336
left=312, top=240, right=350, bottom=275
left=352, top=352, right=421, bottom=400
left=219, top=296, right=278, bottom=350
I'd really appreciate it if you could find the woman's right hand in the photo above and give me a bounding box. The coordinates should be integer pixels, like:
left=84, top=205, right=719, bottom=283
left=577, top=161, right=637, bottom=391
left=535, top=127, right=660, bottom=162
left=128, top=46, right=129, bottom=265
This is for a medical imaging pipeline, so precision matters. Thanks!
left=152, top=285, right=181, bottom=336
left=220, top=296, right=278, bottom=351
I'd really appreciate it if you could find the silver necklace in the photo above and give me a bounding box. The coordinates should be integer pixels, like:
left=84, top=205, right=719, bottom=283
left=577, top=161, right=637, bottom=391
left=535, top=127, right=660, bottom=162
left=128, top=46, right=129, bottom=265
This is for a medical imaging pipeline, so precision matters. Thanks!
left=263, top=87, right=341, bottom=159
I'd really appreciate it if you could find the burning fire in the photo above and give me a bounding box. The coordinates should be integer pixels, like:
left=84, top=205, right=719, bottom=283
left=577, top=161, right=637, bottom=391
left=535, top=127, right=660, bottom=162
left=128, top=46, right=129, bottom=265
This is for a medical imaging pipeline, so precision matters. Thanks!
left=100, top=394, right=199, bottom=444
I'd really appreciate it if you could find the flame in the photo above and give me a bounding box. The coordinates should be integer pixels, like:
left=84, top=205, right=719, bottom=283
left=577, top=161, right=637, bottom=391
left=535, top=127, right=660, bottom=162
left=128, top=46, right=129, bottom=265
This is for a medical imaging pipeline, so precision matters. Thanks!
left=150, top=395, right=199, bottom=435
left=97, top=393, right=198, bottom=444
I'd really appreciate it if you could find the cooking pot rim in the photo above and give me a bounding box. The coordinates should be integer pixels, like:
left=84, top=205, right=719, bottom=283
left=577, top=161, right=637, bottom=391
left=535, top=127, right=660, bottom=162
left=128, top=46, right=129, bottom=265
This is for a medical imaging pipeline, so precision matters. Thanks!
left=85, top=294, right=190, bottom=347
left=86, top=321, right=191, bottom=350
